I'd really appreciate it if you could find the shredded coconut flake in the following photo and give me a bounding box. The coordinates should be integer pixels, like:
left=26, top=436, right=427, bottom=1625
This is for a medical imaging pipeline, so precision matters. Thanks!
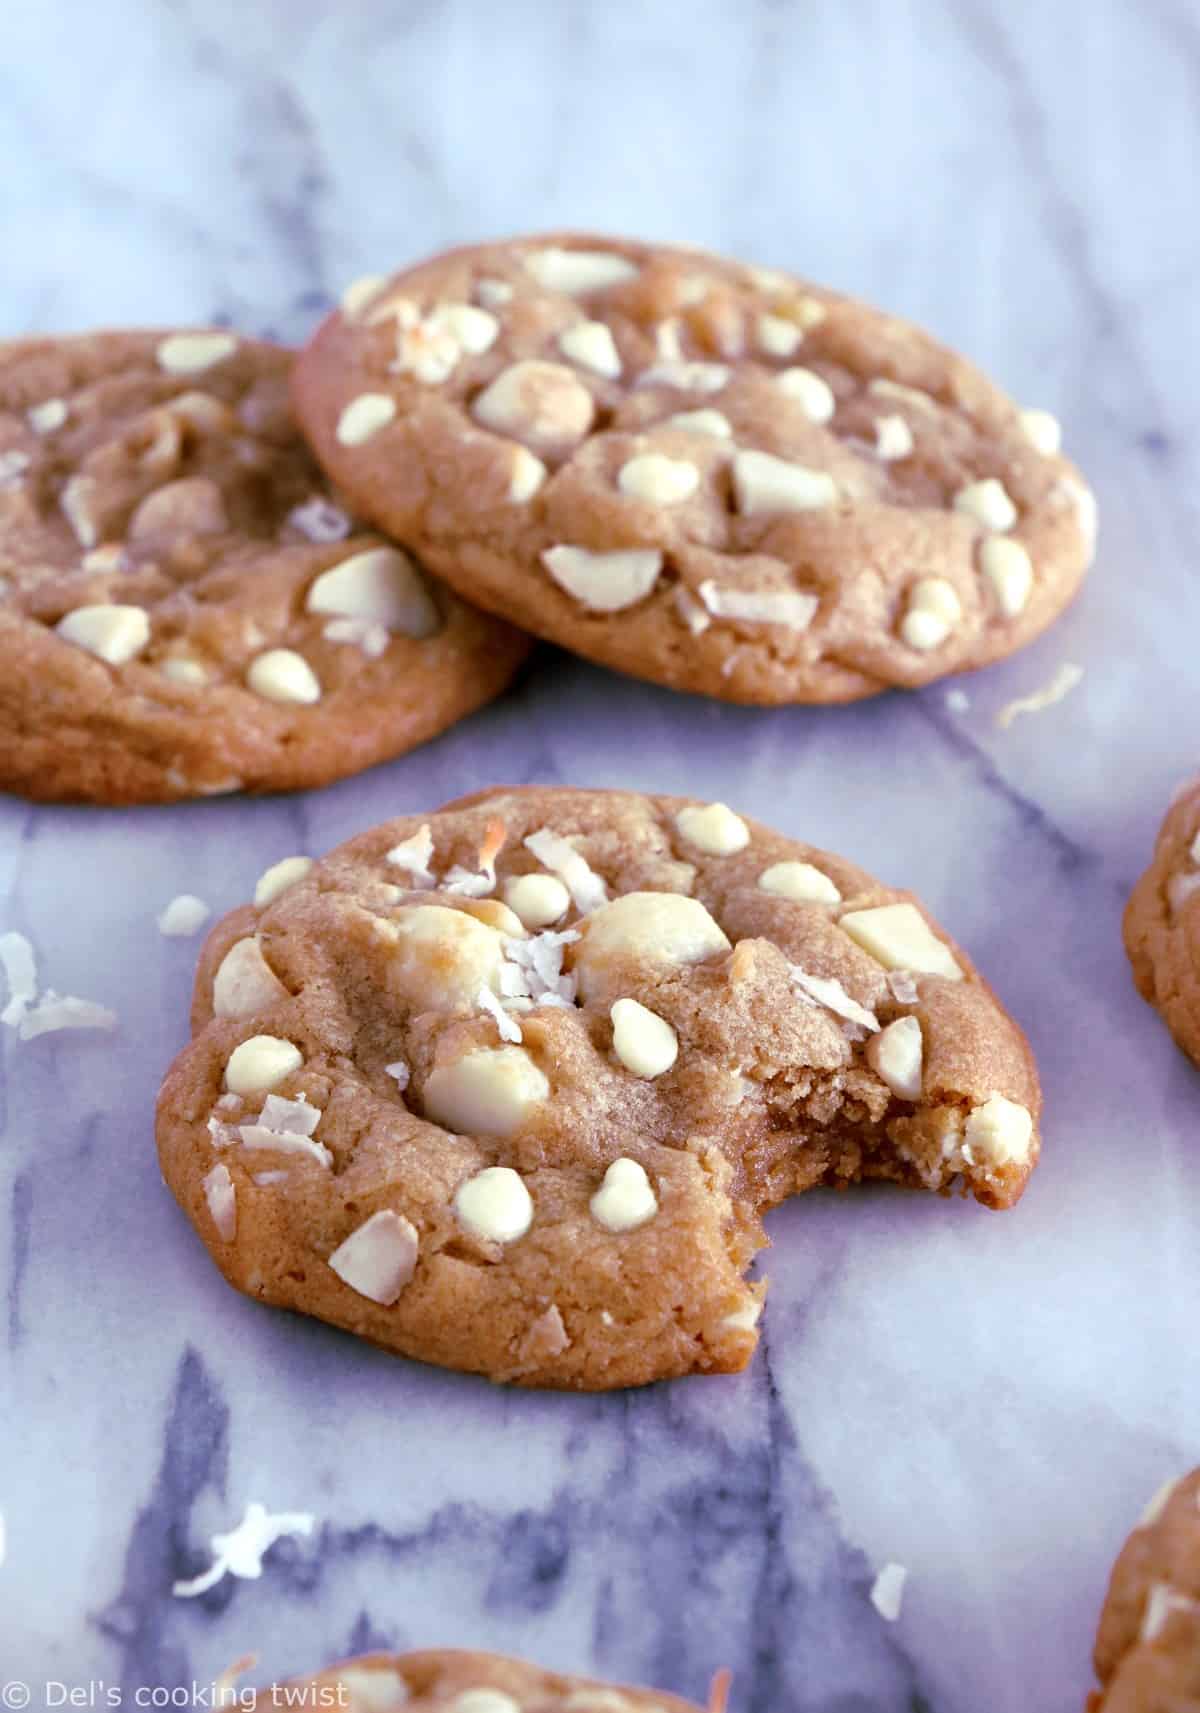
left=172, top=1501, right=314, bottom=1598
left=698, top=580, right=819, bottom=630
left=478, top=985, right=523, bottom=1043
left=156, top=894, right=211, bottom=937
left=17, top=993, right=117, bottom=1040
left=501, top=929, right=580, bottom=1007
left=995, top=662, right=1084, bottom=729
left=384, top=1059, right=411, bottom=1090
left=237, top=1093, right=328, bottom=1166
left=791, top=967, right=880, bottom=1032
left=870, top=1562, right=908, bottom=1622
left=524, top=828, right=607, bottom=913
left=0, top=931, right=37, bottom=1026
left=385, top=824, right=437, bottom=887
left=259, top=1093, right=320, bottom=1136
left=206, top=1115, right=239, bottom=1149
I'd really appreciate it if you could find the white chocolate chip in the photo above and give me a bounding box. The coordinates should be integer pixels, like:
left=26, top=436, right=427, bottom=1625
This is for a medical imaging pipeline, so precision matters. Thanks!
left=697, top=580, right=818, bottom=630
left=869, top=378, right=937, bottom=412
left=1018, top=408, right=1062, bottom=456
left=574, top=892, right=730, bottom=1003
left=224, top=1035, right=303, bottom=1096
left=664, top=408, right=732, bottom=439
left=503, top=873, right=570, bottom=929
left=590, top=1157, right=658, bottom=1232
left=733, top=449, right=838, bottom=516
left=758, top=861, right=841, bottom=904
left=386, top=905, right=507, bottom=1011
left=524, top=247, right=638, bottom=294
left=307, top=546, right=440, bottom=638
left=157, top=894, right=210, bottom=937
left=433, top=302, right=500, bottom=354
left=509, top=446, right=548, bottom=503
left=339, top=274, right=387, bottom=319
left=27, top=398, right=68, bottom=434
left=476, top=277, right=514, bottom=309
left=558, top=319, right=622, bottom=379
left=328, top=1209, right=419, bottom=1305
left=839, top=902, right=963, bottom=980
left=757, top=313, right=805, bottom=358
left=56, top=604, right=150, bottom=666
left=156, top=332, right=238, bottom=375
left=775, top=366, right=835, bottom=423
left=472, top=360, right=594, bottom=455
left=203, top=1163, right=237, bottom=1242
left=424, top=1046, right=549, bottom=1136
left=336, top=393, right=397, bottom=447
left=617, top=452, right=699, bottom=505
left=454, top=1165, right=534, bottom=1243
left=874, top=414, right=914, bottom=460
left=980, top=536, right=1034, bottom=619
left=542, top=544, right=662, bottom=612
left=611, top=998, right=678, bottom=1078
left=963, top=1094, right=1034, bottom=1167
left=246, top=649, right=321, bottom=706
left=954, top=477, right=1017, bottom=532
left=254, top=855, right=313, bottom=906
left=213, top=938, right=287, bottom=1018
left=866, top=1015, right=923, bottom=1100
left=900, top=577, right=963, bottom=652
left=675, top=801, right=749, bottom=855
left=635, top=361, right=730, bottom=394
left=287, top=496, right=353, bottom=543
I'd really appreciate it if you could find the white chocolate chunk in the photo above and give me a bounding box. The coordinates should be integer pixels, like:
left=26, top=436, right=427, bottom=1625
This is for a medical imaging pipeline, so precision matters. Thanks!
left=874, top=414, right=914, bottom=460
left=259, top=1094, right=320, bottom=1137
left=636, top=361, right=730, bottom=393
left=328, top=1210, right=419, bottom=1305
left=757, top=313, right=805, bottom=358
left=574, top=892, right=730, bottom=1002
left=476, top=277, right=514, bottom=309
left=964, top=1094, right=1034, bottom=1167
left=839, top=903, right=963, bottom=980
left=509, top=446, right=548, bottom=502
left=590, top=1157, right=658, bottom=1232
left=900, top=577, right=963, bottom=652
left=336, top=393, right=396, bottom=446
left=611, top=998, right=678, bottom=1078
left=323, top=617, right=389, bottom=657
left=339, top=273, right=387, bottom=319
left=503, top=873, right=570, bottom=929
left=697, top=579, right=818, bottom=630
left=954, top=477, right=1017, bottom=532
left=156, top=331, right=237, bottom=374
left=664, top=407, right=732, bottom=439
left=224, top=1035, right=303, bottom=1096
left=758, top=861, right=840, bottom=904
left=56, top=604, right=150, bottom=666
left=156, top=894, right=210, bottom=937
left=542, top=544, right=662, bottom=612
left=451, top=1693, right=521, bottom=1713
left=472, top=360, right=594, bottom=455
left=1018, top=408, right=1062, bottom=456
left=385, top=905, right=505, bottom=1011
left=423, top=1046, right=549, bottom=1136
left=306, top=546, right=440, bottom=638
left=775, top=366, right=835, bottom=423
left=454, top=1165, right=534, bottom=1243
left=247, top=648, right=321, bottom=705
left=866, top=1015, right=923, bottom=1100
left=27, top=398, right=68, bottom=434
left=203, top=1163, right=237, bottom=1242
left=558, top=319, right=622, bottom=378
left=213, top=938, right=287, bottom=1018
left=237, top=1122, right=330, bottom=1167
left=675, top=801, right=749, bottom=855
left=254, top=855, right=312, bottom=906
left=161, top=655, right=210, bottom=686
left=791, top=967, right=879, bottom=1031
left=733, top=449, right=838, bottom=516
left=980, top=536, right=1034, bottom=618
left=617, top=452, right=699, bottom=505
left=524, top=828, right=608, bottom=912
left=524, top=247, right=638, bottom=294
left=433, top=302, right=499, bottom=354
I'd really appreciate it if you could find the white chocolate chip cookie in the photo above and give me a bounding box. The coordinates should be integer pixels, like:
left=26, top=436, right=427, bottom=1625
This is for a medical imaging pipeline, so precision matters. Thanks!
left=1124, top=776, right=1200, bottom=1067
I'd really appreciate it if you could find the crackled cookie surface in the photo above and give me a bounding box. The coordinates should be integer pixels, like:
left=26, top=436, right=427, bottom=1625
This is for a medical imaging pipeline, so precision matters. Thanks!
left=1125, top=778, right=1200, bottom=1067
left=292, top=234, right=1095, bottom=705
left=1089, top=1469, right=1200, bottom=1711
left=156, top=786, right=1041, bottom=1389
left=0, top=332, right=528, bottom=802
left=261, top=1648, right=706, bottom=1712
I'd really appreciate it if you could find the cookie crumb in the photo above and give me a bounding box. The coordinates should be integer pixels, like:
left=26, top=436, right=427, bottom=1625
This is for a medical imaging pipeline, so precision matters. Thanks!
left=995, top=661, right=1084, bottom=728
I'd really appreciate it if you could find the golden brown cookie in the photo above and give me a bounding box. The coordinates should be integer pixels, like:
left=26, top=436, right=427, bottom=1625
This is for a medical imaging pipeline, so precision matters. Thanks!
left=259, top=1648, right=712, bottom=1712
left=1088, top=1469, right=1200, bottom=1710
left=0, top=331, right=529, bottom=803
left=156, top=786, right=1041, bottom=1389
left=291, top=234, right=1095, bottom=705
left=1124, top=778, right=1200, bottom=1067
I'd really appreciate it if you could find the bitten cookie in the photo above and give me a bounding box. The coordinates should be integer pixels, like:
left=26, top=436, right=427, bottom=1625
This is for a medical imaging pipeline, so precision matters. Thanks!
left=0, top=331, right=528, bottom=803
left=259, top=1648, right=712, bottom=1712
left=1088, top=1469, right=1200, bottom=1710
left=291, top=234, right=1095, bottom=705
left=156, top=786, right=1041, bottom=1389
left=1124, top=778, right=1200, bottom=1066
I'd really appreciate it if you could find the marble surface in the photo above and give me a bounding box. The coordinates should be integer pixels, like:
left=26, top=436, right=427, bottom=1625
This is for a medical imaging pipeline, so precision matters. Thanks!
left=2, top=0, right=1198, bottom=1707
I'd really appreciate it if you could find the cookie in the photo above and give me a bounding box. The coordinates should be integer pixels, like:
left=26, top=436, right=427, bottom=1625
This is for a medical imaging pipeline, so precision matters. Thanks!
left=259, top=1648, right=711, bottom=1712
left=0, top=331, right=529, bottom=803
left=156, top=786, right=1041, bottom=1389
left=1124, top=778, right=1200, bottom=1067
left=291, top=234, right=1095, bottom=705
left=1088, top=1469, right=1200, bottom=1710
